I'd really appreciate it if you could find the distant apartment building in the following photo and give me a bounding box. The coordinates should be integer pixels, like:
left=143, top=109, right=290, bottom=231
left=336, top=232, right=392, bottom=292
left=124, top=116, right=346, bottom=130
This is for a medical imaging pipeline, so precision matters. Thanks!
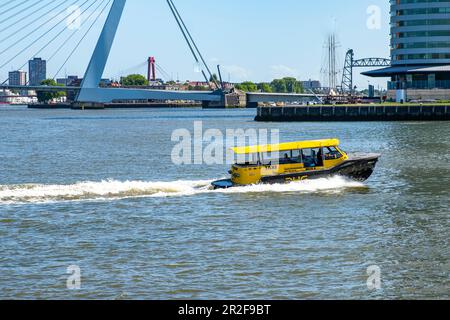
left=100, top=78, right=112, bottom=87
left=187, top=81, right=211, bottom=89
left=8, top=70, right=27, bottom=86
left=302, top=79, right=321, bottom=90
left=28, top=58, right=47, bottom=86
left=57, top=75, right=79, bottom=86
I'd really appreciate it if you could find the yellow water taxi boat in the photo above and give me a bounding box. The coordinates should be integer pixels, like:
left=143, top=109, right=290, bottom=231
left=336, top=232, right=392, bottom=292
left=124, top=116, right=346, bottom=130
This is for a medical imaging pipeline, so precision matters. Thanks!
left=212, top=138, right=380, bottom=189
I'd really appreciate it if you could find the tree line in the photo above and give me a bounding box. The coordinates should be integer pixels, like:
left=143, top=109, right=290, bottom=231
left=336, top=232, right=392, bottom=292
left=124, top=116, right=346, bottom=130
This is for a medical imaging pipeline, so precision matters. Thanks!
left=118, top=74, right=305, bottom=94
left=235, top=77, right=304, bottom=93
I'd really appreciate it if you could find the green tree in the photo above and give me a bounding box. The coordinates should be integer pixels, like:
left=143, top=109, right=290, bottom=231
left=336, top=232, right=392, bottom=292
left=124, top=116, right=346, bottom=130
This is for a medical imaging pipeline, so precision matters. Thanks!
left=257, top=83, right=273, bottom=93
left=36, top=79, right=66, bottom=103
left=121, top=74, right=148, bottom=86
left=270, top=77, right=304, bottom=93
left=270, top=79, right=287, bottom=93
left=235, top=81, right=258, bottom=92
left=187, top=85, right=210, bottom=91
left=209, top=74, right=219, bottom=83
left=194, top=85, right=210, bottom=91
left=283, top=77, right=303, bottom=93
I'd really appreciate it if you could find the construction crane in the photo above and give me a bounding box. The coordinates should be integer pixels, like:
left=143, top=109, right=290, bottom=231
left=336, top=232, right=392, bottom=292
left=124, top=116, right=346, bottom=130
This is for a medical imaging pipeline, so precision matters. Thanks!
left=341, top=49, right=390, bottom=95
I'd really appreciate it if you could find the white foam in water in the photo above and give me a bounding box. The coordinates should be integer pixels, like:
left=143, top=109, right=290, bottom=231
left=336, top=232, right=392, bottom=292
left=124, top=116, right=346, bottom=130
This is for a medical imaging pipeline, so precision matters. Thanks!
left=216, top=176, right=365, bottom=195
left=0, top=176, right=366, bottom=204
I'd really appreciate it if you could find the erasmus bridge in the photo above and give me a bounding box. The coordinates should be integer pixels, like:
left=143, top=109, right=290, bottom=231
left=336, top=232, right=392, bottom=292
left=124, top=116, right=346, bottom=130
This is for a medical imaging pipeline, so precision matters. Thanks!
left=0, top=0, right=322, bottom=107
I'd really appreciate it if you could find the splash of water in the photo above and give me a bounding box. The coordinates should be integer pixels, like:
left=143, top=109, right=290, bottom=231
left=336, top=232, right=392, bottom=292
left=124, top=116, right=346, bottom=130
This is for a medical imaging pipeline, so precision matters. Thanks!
left=217, top=176, right=365, bottom=195
left=0, top=176, right=366, bottom=204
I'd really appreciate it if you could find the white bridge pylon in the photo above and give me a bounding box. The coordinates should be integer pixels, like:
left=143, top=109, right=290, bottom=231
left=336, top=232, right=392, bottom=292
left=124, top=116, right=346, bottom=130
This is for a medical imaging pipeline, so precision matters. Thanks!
left=76, top=0, right=221, bottom=103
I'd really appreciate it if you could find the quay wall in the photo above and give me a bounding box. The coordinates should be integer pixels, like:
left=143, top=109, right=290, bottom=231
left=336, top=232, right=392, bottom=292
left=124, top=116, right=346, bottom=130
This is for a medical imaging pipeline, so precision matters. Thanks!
left=255, top=105, right=450, bottom=121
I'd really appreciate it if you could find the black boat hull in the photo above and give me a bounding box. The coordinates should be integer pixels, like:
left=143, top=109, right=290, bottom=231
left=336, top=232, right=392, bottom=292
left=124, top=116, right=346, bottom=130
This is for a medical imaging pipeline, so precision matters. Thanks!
left=212, top=154, right=380, bottom=189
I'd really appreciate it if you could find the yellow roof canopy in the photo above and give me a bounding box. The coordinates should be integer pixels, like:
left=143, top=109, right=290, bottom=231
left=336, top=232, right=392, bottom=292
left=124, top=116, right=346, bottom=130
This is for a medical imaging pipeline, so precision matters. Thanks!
left=232, top=139, right=340, bottom=155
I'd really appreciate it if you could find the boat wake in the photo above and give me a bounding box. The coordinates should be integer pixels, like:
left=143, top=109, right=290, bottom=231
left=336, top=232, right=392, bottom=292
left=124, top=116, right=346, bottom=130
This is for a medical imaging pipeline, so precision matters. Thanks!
left=0, top=176, right=366, bottom=204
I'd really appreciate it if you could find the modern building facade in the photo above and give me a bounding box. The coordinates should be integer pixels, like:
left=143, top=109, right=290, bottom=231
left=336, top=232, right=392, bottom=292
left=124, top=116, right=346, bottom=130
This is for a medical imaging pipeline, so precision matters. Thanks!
left=28, top=58, right=47, bottom=86
left=8, top=70, right=27, bottom=86
left=365, top=0, right=450, bottom=94
left=391, top=0, right=450, bottom=66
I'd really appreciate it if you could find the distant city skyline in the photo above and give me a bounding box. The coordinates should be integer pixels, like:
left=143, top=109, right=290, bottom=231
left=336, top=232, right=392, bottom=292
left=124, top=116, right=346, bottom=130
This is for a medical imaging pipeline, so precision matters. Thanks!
left=1, top=0, right=391, bottom=89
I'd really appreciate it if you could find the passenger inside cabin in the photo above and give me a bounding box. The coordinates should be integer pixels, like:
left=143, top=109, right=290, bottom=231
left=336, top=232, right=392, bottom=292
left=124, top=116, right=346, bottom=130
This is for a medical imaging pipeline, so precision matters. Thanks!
left=292, top=150, right=302, bottom=163
left=316, top=148, right=323, bottom=167
left=302, top=149, right=316, bottom=168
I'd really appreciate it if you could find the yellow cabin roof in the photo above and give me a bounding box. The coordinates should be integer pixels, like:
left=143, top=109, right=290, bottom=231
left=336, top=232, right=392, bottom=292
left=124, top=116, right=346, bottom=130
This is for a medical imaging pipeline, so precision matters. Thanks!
left=231, top=139, right=340, bottom=155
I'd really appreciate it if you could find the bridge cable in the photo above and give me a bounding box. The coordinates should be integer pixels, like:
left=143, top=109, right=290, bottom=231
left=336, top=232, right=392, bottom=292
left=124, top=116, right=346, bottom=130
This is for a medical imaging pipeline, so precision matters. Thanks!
left=0, top=0, right=62, bottom=36
left=168, top=0, right=219, bottom=90
left=0, top=0, right=84, bottom=55
left=0, top=0, right=23, bottom=14
left=0, top=0, right=91, bottom=73
left=47, top=0, right=109, bottom=63
left=166, top=0, right=211, bottom=87
left=52, top=0, right=112, bottom=80
left=0, top=0, right=42, bottom=26
left=155, top=64, right=172, bottom=81
left=0, top=1, right=21, bottom=15
left=32, top=0, right=102, bottom=62
left=155, top=63, right=171, bottom=79
left=29, top=0, right=102, bottom=64
left=154, top=66, right=166, bottom=81
left=0, top=0, right=100, bottom=85
left=0, top=0, right=70, bottom=43
left=0, top=0, right=33, bottom=18
left=113, top=60, right=147, bottom=80
left=155, top=66, right=170, bottom=81
left=126, top=61, right=147, bottom=74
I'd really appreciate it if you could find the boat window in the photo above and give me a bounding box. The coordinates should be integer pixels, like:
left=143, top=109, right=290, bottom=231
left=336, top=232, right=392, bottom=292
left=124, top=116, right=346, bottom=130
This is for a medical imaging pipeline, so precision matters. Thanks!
left=324, top=147, right=343, bottom=160
left=260, top=151, right=281, bottom=166
left=302, top=149, right=316, bottom=167
left=291, top=150, right=303, bottom=163
left=236, top=153, right=260, bottom=166
left=280, top=152, right=292, bottom=164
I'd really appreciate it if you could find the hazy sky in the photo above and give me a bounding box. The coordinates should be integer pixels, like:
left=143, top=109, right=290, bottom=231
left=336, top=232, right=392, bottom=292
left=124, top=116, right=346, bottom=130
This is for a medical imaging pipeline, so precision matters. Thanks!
left=1, top=0, right=391, bottom=89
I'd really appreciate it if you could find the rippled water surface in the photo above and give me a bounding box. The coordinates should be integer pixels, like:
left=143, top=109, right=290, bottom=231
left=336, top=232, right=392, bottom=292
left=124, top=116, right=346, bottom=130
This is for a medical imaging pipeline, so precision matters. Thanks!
left=0, top=106, right=448, bottom=299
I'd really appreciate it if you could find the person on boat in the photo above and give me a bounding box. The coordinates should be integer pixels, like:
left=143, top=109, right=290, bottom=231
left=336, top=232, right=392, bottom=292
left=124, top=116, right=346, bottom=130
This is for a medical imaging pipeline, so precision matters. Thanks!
left=316, top=149, right=324, bottom=167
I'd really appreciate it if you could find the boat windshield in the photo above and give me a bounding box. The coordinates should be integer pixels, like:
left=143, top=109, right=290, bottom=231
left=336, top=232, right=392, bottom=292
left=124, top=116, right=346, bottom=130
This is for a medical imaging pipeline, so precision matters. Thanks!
left=323, top=146, right=343, bottom=160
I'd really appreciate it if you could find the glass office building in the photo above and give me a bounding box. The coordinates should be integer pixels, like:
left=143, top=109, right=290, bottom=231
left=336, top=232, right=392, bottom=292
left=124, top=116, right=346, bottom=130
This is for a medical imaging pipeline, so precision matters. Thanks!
left=391, top=0, right=450, bottom=66
left=28, top=58, right=47, bottom=86
left=365, top=0, right=450, bottom=90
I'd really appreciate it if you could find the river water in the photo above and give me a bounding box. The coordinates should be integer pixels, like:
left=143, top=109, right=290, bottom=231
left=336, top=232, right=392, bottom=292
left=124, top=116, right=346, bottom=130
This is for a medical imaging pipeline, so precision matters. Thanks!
left=0, top=105, right=448, bottom=299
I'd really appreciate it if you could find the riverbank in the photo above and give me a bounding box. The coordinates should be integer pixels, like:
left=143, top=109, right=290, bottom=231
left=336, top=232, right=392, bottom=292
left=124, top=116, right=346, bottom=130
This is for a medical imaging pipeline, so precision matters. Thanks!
left=255, top=103, right=450, bottom=121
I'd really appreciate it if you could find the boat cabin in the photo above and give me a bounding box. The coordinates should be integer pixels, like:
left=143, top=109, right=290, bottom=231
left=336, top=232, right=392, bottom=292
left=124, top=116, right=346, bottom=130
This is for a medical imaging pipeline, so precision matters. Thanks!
left=230, top=139, right=348, bottom=185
